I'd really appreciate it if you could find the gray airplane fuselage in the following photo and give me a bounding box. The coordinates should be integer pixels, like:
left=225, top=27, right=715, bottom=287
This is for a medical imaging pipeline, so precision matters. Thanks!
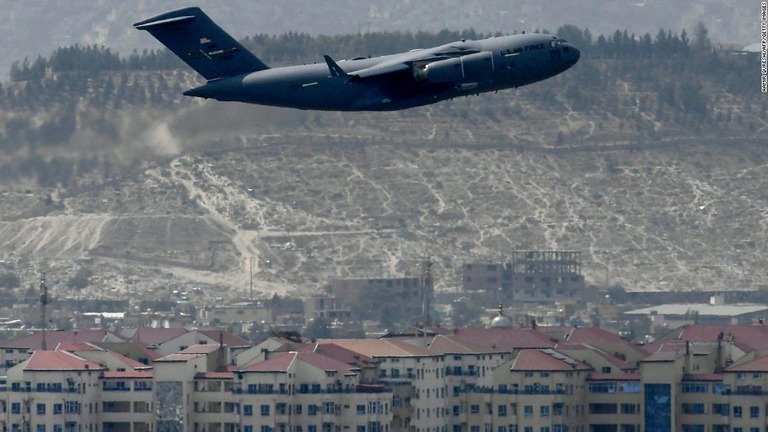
left=185, top=34, right=579, bottom=111
left=134, top=8, right=579, bottom=111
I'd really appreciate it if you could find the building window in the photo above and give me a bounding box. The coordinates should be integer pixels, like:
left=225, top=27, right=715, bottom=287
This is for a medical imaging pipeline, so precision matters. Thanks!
left=53, top=404, right=62, bottom=415
left=36, top=426, right=46, bottom=432
left=681, top=426, right=704, bottom=432
left=712, top=404, right=729, bottom=416
left=261, top=404, right=270, bottom=416
left=588, top=382, right=617, bottom=393
left=681, top=383, right=708, bottom=393
left=750, top=406, right=759, bottom=418
left=37, top=404, right=46, bottom=415
left=682, top=404, right=705, bottom=414
left=11, top=403, right=20, bottom=414
left=734, top=406, right=743, bottom=418
left=309, top=405, right=317, bottom=416
left=295, top=405, right=302, bottom=415
left=243, top=405, right=253, bottom=416
left=498, top=405, right=507, bottom=417
left=470, top=405, right=480, bottom=414
left=589, top=403, right=618, bottom=414
left=540, top=406, right=550, bottom=417
left=621, top=404, right=637, bottom=414
left=524, top=406, right=533, bottom=418
left=324, top=402, right=335, bottom=415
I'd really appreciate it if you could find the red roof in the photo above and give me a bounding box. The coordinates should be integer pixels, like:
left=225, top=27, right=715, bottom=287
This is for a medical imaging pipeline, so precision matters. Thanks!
left=131, top=328, right=189, bottom=346
left=427, top=334, right=498, bottom=354
left=182, top=344, right=221, bottom=354
left=24, top=351, right=104, bottom=371
left=56, top=342, right=103, bottom=352
left=198, top=330, right=251, bottom=347
left=726, top=354, right=768, bottom=372
left=509, top=349, right=592, bottom=372
left=156, top=353, right=205, bottom=362
left=449, top=328, right=556, bottom=351
left=102, top=371, right=153, bottom=379
left=316, top=339, right=432, bottom=357
left=304, top=343, right=379, bottom=367
left=646, top=324, right=768, bottom=354
left=297, top=352, right=360, bottom=374
left=2, top=330, right=114, bottom=350
left=543, top=327, right=627, bottom=345
left=241, top=352, right=296, bottom=372
left=240, top=351, right=360, bottom=374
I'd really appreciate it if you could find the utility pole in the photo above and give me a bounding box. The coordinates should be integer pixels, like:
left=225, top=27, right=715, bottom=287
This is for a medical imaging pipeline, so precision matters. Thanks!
left=421, top=256, right=434, bottom=328
left=40, top=272, right=48, bottom=351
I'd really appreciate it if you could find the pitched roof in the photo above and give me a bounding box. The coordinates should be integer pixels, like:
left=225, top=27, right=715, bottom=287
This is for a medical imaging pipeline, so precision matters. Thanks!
left=131, top=328, right=189, bottom=346
left=155, top=353, right=205, bottom=363
left=297, top=352, right=360, bottom=374
left=509, top=349, right=591, bottom=372
left=726, top=354, right=768, bottom=372
left=555, top=342, right=636, bottom=371
left=646, top=324, right=768, bottom=353
left=304, top=342, right=379, bottom=367
left=181, top=344, right=221, bottom=354
left=24, top=350, right=104, bottom=371
left=1, top=330, right=115, bottom=350
left=198, top=330, right=251, bottom=347
left=56, top=342, right=104, bottom=352
left=544, top=327, right=627, bottom=345
left=625, top=304, right=768, bottom=317
left=427, top=334, right=499, bottom=354
left=316, top=339, right=433, bottom=357
left=239, top=351, right=360, bottom=374
left=448, top=328, right=556, bottom=351
left=240, top=352, right=296, bottom=372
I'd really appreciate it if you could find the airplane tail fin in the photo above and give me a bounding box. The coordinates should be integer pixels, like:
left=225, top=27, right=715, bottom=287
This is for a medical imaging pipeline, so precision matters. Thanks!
left=134, top=7, right=269, bottom=80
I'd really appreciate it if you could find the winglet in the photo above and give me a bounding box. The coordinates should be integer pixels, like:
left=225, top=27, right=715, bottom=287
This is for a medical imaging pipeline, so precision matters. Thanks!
left=323, top=55, right=348, bottom=78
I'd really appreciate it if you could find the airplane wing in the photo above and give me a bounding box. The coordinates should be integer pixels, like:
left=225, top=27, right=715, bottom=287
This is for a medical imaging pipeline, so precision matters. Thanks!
left=345, top=44, right=481, bottom=80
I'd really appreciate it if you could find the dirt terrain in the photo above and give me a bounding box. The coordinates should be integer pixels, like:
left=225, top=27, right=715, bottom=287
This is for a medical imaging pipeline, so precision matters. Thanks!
left=1, top=92, right=765, bottom=303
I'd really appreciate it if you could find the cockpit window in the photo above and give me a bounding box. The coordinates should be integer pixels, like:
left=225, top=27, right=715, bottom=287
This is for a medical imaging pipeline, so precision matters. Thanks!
left=549, top=37, right=568, bottom=48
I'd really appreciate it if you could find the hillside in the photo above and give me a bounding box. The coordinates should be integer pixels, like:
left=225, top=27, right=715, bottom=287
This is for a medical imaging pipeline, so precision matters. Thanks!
left=0, top=29, right=764, bottom=305
left=0, top=0, right=754, bottom=80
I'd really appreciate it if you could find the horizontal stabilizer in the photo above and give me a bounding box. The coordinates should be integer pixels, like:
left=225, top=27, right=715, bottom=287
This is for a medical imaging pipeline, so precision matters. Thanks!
left=134, top=7, right=269, bottom=80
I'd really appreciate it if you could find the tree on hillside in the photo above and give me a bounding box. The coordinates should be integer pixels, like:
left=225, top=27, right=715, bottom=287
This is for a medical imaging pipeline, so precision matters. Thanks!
left=693, top=22, right=711, bottom=52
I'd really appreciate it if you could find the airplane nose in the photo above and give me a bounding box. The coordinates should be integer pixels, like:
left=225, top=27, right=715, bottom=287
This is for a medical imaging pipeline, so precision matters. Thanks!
left=568, top=45, right=580, bottom=66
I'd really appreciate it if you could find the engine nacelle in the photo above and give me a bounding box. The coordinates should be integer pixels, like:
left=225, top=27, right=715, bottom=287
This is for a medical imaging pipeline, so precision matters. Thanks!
left=416, top=51, right=494, bottom=83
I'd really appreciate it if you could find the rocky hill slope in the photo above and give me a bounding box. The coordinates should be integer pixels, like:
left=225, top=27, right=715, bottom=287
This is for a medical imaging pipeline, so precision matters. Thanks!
left=0, top=30, right=763, bottom=304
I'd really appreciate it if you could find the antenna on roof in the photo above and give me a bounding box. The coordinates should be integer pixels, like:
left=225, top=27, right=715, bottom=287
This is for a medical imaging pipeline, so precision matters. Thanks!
left=40, top=272, right=49, bottom=351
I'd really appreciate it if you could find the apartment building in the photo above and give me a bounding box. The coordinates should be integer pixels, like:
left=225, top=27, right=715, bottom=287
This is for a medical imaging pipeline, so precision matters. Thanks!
left=4, top=323, right=768, bottom=432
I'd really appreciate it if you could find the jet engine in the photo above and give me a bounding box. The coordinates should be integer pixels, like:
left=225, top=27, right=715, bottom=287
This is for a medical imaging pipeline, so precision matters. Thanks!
left=415, top=51, right=494, bottom=83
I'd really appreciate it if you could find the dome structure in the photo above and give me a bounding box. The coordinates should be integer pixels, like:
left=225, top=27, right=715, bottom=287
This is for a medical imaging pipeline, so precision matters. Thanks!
left=489, top=303, right=511, bottom=328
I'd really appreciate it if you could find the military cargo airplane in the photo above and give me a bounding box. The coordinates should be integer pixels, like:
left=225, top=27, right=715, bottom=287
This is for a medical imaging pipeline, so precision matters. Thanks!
left=134, top=7, right=579, bottom=111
